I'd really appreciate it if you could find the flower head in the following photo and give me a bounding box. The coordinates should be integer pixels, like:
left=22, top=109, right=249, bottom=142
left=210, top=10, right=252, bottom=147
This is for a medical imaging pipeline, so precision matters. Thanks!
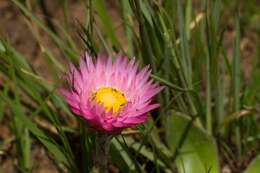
left=60, top=53, right=163, bottom=132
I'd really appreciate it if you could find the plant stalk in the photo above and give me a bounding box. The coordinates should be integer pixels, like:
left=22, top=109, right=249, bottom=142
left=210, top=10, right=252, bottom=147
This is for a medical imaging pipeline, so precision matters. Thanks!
left=92, top=133, right=112, bottom=173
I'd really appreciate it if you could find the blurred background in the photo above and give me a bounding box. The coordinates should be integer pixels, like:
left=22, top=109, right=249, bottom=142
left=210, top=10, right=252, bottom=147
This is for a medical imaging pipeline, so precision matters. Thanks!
left=0, top=0, right=260, bottom=173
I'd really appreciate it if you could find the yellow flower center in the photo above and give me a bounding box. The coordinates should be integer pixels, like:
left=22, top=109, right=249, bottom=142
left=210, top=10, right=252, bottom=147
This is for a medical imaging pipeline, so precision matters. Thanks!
left=92, top=87, right=126, bottom=113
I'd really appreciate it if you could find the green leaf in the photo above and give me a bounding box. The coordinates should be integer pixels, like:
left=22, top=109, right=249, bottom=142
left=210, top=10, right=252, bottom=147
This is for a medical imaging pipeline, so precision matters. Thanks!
left=16, top=111, right=70, bottom=168
left=244, top=155, right=260, bottom=173
left=120, top=0, right=134, bottom=56
left=120, top=136, right=168, bottom=169
left=110, top=138, right=136, bottom=173
left=11, top=0, right=78, bottom=61
left=244, top=54, right=260, bottom=105
left=0, top=40, right=6, bottom=52
left=139, top=1, right=153, bottom=27
left=232, top=16, right=242, bottom=157
left=166, top=114, right=220, bottom=173
left=93, top=0, right=121, bottom=49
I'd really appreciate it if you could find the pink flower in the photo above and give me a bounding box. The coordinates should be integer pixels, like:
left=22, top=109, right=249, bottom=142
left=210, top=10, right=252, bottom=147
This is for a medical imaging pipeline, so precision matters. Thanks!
left=60, top=53, right=163, bottom=133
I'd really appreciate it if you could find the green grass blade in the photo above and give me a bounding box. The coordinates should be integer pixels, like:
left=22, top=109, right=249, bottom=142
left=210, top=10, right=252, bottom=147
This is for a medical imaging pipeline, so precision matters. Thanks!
left=232, top=15, right=242, bottom=157
left=110, top=138, right=137, bottom=173
left=11, top=0, right=78, bottom=61
left=120, top=0, right=134, bottom=56
left=93, top=0, right=121, bottom=50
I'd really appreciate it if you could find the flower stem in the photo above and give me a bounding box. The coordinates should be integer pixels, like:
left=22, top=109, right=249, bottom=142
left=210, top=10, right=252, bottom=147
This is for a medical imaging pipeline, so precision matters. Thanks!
left=93, top=133, right=112, bottom=173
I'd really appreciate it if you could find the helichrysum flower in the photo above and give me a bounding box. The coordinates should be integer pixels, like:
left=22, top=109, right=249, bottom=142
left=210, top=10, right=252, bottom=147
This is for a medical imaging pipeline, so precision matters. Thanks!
left=60, top=53, right=163, bottom=132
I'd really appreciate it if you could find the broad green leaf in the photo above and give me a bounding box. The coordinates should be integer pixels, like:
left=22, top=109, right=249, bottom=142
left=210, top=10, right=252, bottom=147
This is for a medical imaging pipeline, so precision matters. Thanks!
left=244, top=155, right=260, bottom=173
left=166, top=114, right=220, bottom=173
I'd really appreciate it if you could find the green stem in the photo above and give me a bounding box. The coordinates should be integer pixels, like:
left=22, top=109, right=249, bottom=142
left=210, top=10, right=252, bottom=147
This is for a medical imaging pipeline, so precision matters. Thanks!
left=92, top=133, right=112, bottom=173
